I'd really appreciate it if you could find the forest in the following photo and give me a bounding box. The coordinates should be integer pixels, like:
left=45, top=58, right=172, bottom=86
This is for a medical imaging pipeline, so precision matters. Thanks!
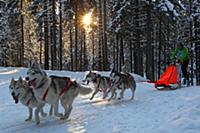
left=0, top=0, right=199, bottom=85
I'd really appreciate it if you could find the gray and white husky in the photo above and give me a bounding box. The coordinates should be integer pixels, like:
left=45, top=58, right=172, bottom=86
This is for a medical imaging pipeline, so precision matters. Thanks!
left=83, top=71, right=111, bottom=100
left=9, top=77, right=47, bottom=125
left=105, top=70, right=136, bottom=101
left=26, top=62, right=92, bottom=120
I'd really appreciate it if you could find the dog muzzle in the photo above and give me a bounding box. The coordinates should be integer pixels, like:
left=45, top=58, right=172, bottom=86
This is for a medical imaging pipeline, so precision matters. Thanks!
left=28, top=78, right=37, bottom=87
left=11, top=93, right=19, bottom=104
left=82, top=78, right=89, bottom=85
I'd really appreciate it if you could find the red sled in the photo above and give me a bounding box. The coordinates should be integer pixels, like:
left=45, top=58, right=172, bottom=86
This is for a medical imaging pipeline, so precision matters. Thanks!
left=153, top=65, right=180, bottom=90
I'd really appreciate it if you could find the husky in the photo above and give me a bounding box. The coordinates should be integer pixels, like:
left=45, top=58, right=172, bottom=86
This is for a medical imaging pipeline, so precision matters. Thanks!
left=9, top=77, right=47, bottom=125
left=83, top=71, right=111, bottom=100
left=105, top=70, right=136, bottom=101
left=26, top=62, right=92, bottom=120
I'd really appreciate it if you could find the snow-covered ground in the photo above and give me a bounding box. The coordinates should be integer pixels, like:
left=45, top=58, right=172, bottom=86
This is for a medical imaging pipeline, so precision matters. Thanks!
left=0, top=67, right=200, bottom=133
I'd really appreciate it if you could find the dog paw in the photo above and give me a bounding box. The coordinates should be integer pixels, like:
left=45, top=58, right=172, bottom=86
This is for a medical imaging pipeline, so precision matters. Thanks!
left=103, top=95, right=107, bottom=99
left=130, top=97, right=134, bottom=100
left=49, top=112, right=52, bottom=116
left=41, top=113, right=47, bottom=117
left=55, top=113, right=63, bottom=117
left=25, top=117, right=32, bottom=121
left=36, top=121, right=40, bottom=125
left=60, top=113, right=70, bottom=120
left=60, top=116, right=68, bottom=120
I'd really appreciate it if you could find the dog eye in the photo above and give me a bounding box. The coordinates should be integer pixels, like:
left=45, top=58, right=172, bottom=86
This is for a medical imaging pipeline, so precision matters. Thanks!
left=10, top=87, right=13, bottom=90
left=16, top=87, right=19, bottom=90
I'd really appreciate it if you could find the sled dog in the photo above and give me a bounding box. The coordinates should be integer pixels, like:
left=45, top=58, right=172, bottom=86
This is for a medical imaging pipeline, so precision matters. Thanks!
left=105, top=70, right=136, bottom=101
left=26, top=62, right=92, bottom=120
left=83, top=71, right=111, bottom=100
left=9, top=77, right=47, bottom=125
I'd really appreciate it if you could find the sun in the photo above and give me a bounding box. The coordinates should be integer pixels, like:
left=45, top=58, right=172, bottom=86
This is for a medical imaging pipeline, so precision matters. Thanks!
left=82, top=12, right=93, bottom=30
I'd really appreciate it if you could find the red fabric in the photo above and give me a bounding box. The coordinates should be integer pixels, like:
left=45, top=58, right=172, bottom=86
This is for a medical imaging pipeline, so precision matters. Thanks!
left=42, top=88, right=49, bottom=101
left=25, top=98, right=31, bottom=106
left=59, top=80, right=73, bottom=96
left=155, top=65, right=178, bottom=87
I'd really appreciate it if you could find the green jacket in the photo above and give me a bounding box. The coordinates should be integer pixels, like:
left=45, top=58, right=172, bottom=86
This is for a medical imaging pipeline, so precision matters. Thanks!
left=170, top=47, right=189, bottom=61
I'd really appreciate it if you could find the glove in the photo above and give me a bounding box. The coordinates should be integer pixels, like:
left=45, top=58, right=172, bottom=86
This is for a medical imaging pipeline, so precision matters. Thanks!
left=178, top=59, right=183, bottom=64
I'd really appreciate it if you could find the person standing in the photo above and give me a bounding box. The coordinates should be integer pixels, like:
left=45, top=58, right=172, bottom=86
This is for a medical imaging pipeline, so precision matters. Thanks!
left=171, top=42, right=190, bottom=85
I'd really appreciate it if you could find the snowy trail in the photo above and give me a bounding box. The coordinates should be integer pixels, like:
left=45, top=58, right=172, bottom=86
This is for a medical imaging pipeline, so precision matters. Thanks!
left=0, top=67, right=200, bottom=133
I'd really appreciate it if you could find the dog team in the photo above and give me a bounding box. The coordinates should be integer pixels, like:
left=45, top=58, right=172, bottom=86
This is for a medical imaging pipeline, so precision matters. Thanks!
left=9, top=62, right=136, bottom=125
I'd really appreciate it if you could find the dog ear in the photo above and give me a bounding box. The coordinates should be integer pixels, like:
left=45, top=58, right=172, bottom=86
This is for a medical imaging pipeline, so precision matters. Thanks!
left=18, top=77, right=23, bottom=83
left=30, top=61, right=36, bottom=68
left=97, top=74, right=101, bottom=77
left=42, top=71, right=47, bottom=76
left=111, top=69, right=115, bottom=73
left=11, top=77, right=15, bottom=83
left=29, top=60, right=36, bottom=68
left=31, top=61, right=42, bottom=70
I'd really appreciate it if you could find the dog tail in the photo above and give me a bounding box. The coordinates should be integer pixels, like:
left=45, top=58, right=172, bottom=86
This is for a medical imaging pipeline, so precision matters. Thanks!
left=77, top=84, right=92, bottom=95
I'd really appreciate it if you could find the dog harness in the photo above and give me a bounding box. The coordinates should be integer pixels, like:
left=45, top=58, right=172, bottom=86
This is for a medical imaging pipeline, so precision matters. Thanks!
left=97, top=78, right=111, bottom=93
left=25, top=97, right=31, bottom=106
left=42, top=87, right=49, bottom=101
left=30, top=78, right=49, bottom=101
left=59, top=80, right=73, bottom=97
left=24, top=92, right=32, bottom=106
left=112, top=76, right=121, bottom=87
left=42, top=80, right=73, bottom=100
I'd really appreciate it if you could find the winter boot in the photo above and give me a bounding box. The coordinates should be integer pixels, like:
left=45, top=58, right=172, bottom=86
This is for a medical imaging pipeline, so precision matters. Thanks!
left=186, top=80, right=190, bottom=86
left=183, top=78, right=186, bottom=85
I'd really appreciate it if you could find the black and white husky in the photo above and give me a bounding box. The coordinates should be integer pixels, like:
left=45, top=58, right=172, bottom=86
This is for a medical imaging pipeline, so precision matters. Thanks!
left=105, top=70, right=136, bottom=101
left=26, top=62, right=92, bottom=120
left=9, top=77, right=47, bottom=125
left=83, top=71, right=111, bottom=100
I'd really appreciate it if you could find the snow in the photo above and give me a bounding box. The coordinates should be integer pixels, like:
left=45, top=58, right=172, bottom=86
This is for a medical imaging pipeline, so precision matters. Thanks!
left=0, top=67, right=200, bottom=133
left=157, top=0, right=180, bottom=17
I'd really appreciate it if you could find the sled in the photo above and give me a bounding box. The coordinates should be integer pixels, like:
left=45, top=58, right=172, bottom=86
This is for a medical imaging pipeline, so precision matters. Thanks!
left=156, top=84, right=180, bottom=91
left=153, top=65, right=180, bottom=91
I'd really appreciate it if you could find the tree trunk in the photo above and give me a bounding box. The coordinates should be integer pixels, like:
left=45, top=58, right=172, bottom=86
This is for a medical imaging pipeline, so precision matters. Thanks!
left=52, top=0, right=57, bottom=70
left=116, top=33, right=119, bottom=71
left=112, top=36, right=115, bottom=71
left=130, top=41, right=133, bottom=73
left=98, top=0, right=103, bottom=70
left=189, top=0, right=194, bottom=85
left=50, top=26, right=54, bottom=70
left=20, top=0, right=24, bottom=66
left=194, top=16, right=200, bottom=85
left=158, top=12, right=162, bottom=79
left=83, top=30, right=87, bottom=71
left=70, top=28, right=73, bottom=71
left=74, top=4, right=78, bottom=71
left=59, top=0, right=62, bottom=70
left=80, top=29, right=83, bottom=71
left=134, top=0, right=143, bottom=76
left=39, top=40, right=42, bottom=64
left=103, top=0, right=108, bottom=70
left=119, top=36, right=124, bottom=71
left=146, top=1, right=154, bottom=80
left=44, top=0, right=49, bottom=70
left=92, top=31, right=95, bottom=70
